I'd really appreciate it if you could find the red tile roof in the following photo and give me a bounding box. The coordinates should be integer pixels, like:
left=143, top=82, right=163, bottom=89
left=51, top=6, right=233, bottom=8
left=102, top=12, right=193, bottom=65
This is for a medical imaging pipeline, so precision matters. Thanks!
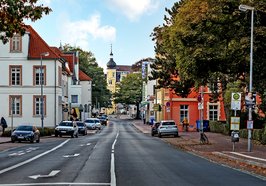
left=25, top=26, right=91, bottom=81
left=79, top=70, right=92, bottom=81
left=116, top=65, right=132, bottom=72
left=25, top=25, right=60, bottom=59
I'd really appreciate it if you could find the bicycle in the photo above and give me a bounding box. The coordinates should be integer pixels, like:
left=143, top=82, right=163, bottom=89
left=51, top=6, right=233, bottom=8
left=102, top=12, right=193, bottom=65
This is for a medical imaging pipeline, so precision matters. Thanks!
left=200, top=132, right=209, bottom=144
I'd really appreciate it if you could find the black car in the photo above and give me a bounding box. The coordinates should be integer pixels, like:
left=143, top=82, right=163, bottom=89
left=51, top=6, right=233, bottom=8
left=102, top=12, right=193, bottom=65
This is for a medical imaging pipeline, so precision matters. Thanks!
left=98, top=115, right=107, bottom=125
left=77, top=121, right=87, bottom=135
left=151, top=122, right=160, bottom=136
left=11, top=125, right=40, bottom=143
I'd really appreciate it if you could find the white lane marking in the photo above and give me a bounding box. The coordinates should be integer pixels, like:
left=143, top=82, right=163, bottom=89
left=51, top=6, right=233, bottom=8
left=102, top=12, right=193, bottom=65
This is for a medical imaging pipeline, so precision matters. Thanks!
left=230, top=152, right=266, bottom=162
left=29, top=170, right=60, bottom=179
left=0, top=140, right=69, bottom=175
left=80, top=143, right=91, bottom=147
left=9, top=147, right=39, bottom=156
left=111, top=132, right=119, bottom=186
left=63, top=153, right=80, bottom=158
left=0, top=183, right=110, bottom=186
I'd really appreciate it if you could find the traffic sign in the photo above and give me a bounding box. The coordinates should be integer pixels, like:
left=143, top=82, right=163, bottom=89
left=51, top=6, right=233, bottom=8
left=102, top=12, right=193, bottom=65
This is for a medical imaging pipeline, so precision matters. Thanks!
left=231, top=93, right=241, bottom=110
left=230, top=117, right=240, bottom=130
left=247, top=120, right=253, bottom=129
left=166, top=102, right=170, bottom=107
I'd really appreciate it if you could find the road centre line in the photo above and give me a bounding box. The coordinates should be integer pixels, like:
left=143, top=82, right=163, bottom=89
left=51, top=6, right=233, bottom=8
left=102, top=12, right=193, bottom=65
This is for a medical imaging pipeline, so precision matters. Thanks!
left=111, top=132, right=119, bottom=186
left=0, top=139, right=70, bottom=175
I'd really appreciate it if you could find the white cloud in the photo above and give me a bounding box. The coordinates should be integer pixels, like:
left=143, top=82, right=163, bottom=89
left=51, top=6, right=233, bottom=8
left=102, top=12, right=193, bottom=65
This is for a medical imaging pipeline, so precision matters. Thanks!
left=59, top=14, right=116, bottom=51
left=107, top=0, right=160, bottom=21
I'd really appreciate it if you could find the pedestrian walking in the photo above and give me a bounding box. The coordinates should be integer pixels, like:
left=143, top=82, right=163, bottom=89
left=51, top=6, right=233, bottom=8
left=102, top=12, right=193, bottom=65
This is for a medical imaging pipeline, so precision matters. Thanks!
left=70, top=108, right=78, bottom=121
left=182, top=117, right=189, bottom=132
left=0, top=117, right=7, bottom=136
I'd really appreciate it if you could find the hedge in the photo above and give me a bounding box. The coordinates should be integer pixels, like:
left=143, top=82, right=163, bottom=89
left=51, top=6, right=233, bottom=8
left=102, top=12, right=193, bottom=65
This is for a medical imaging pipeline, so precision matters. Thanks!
left=209, top=121, right=266, bottom=144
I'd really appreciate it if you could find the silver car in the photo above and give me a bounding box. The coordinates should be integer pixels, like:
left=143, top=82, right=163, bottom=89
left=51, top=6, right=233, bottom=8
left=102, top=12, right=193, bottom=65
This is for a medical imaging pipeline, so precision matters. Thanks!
left=93, top=118, right=102, bottom=130
left=84, top=118, right=97, bottom=130
left=157, top=120, right=178, bottom=138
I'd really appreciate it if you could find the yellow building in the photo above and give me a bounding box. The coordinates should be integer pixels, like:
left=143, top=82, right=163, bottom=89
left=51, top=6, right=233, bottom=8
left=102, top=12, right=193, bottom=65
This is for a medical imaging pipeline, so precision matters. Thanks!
left=106, top=47, right=132, bottom=114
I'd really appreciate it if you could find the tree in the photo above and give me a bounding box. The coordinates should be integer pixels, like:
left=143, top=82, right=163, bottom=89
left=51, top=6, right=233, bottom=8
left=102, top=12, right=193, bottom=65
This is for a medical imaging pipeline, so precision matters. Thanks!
left=151, top=0, right=266, bottom=115
left=150, top=0, right=194, bottom=97
left=63, top=44, right=112, bottom=109
left=0, top=0, right=52, bottom=43
left=113, top=73, right=143, bottom=119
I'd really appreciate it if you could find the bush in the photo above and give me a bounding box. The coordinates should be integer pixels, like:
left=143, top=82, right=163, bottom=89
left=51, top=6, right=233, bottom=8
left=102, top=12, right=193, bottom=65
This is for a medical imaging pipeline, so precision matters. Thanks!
left=253, top=129, right=263, bottom=141
left=261, top=127, right=266, bottom=145
left=209, top=121, right=229, bottom=135
left=239, top=129, right=248, bottom=138
left=38, top=127, right=54, bottom=137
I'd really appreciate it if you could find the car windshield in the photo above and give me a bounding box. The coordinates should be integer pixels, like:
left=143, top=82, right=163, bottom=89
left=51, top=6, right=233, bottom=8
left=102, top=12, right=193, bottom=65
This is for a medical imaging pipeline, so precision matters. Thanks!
left=94, top=119, right=100, bottom=123
left=162, top=122, right=175, bottom=126
left=59, top=122, right=73, bottom=126
left=16, top=125, right=33, bottom=131
left=77, top=122, right=84, bottom=126
left=85, top=119, right=95, bottom=123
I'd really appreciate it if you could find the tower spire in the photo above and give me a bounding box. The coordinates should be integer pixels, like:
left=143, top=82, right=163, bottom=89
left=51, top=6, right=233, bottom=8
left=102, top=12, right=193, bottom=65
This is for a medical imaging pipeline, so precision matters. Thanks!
left=110, top=43, right=113, bottom=56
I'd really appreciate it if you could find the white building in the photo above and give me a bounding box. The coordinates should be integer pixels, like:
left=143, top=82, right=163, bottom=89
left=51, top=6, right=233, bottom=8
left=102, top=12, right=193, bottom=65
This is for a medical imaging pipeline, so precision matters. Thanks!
left=0, top=25, right=92, bottom=128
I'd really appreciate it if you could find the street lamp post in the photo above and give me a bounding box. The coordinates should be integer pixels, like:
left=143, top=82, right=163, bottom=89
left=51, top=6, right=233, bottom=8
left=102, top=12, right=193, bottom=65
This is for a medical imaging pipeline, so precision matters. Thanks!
left=239, top=4, right=254, bottom=152
left=40, top=52, right=49, bottom=132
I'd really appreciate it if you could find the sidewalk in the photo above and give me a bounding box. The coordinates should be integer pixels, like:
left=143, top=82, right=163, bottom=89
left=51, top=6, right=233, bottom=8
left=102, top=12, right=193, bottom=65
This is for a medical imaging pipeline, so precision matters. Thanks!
left=132, top=119, right=266, bottom=177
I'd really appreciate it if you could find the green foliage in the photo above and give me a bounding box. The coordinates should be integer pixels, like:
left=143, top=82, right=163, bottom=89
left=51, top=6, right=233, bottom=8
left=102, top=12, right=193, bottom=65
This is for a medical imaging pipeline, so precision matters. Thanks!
left=151, top=0, right=266, bottom=114
left=113, top=73, right=142, bottom=105
left=253, top=129, right=263, bottom=142
left=209, top=121, right=229, bottom=135
left=0, top=0, right=52, bottom=43
left=262, top=127, right=266, bottom=145
left=239, top=129, right=248, bottom=139
left=38, top=127, right=54, bottom=137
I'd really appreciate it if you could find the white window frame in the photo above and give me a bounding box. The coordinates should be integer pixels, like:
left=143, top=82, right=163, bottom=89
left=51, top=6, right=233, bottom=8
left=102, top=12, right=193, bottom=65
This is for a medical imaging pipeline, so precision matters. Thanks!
left=180, top=105, right=189, bottom=124
left=207, top=102, right=220, bottom=121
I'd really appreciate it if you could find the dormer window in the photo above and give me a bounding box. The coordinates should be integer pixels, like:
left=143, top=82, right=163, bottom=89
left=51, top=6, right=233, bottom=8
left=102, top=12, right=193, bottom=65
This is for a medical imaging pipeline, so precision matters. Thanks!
left=10, top=34, right=22, bottom=52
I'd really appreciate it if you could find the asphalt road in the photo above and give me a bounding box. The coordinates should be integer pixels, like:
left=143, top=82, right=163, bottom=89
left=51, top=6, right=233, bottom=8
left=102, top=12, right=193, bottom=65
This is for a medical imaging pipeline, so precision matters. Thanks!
left=0, top=118, right=265, bottom=186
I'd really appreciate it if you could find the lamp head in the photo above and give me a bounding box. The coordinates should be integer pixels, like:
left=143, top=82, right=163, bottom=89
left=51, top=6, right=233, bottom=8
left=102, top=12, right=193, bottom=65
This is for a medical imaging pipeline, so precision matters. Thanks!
left=239, top=4, right=254, bottom=12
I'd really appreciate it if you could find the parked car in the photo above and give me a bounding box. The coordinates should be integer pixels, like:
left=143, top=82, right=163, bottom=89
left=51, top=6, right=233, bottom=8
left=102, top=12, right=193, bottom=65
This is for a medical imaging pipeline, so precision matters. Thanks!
left=98, top=115, right=107, bottom=125
left=11, top=125, right=40, bottom=143
left=84, top=118, right=97, bottom=130
left=94, top=118, right=102, bottom=130
left=77, top=121, right=87, bottom=135
left=55, top=121, right=78, bottom=138
left=101, top=114, right=108, bottom=120
left=151, top=122, right=160, bottom=136
left=157, top=120, right=178, bottom=138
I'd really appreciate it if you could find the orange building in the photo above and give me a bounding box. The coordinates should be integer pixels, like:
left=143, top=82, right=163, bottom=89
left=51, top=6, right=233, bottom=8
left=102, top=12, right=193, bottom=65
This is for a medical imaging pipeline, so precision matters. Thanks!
left=160, top=86, right=226, bottom=132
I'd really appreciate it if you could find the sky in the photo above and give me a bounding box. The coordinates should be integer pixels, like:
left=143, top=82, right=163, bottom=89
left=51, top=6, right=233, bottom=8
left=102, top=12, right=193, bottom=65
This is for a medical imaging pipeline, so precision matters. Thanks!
left=28, top=0, right=175, bottom=71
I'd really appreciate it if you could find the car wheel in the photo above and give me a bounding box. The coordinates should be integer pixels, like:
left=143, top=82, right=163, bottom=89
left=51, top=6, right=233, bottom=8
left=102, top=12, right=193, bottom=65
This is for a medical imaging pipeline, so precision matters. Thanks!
left=158, top=133, right=162, bottom=138
left=55, top=133, right=58, bottom=137
left=174, top=133, right=178, bottom=137
left=11, top=139, right=15, bottom=143
left=30, top=139, right=34, bottom=143
left=151, top=132, right=154, bottom=136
